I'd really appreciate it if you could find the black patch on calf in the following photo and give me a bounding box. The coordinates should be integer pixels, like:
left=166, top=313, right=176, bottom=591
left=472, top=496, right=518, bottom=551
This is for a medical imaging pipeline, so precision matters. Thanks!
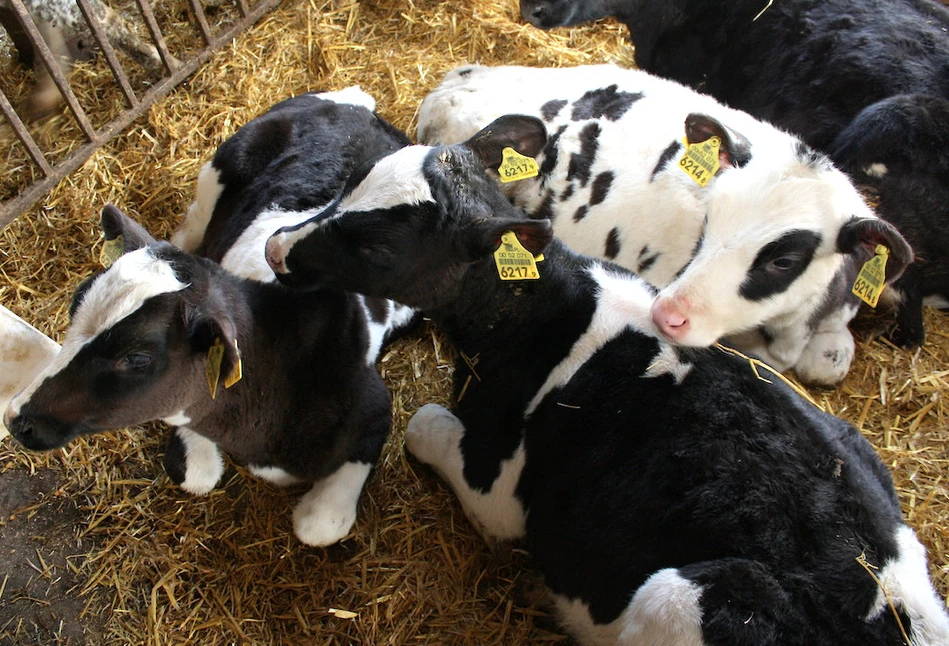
left=567, top=123, right=600, bottom=187
left=539, top=125, right=567, bottom=180
left=573, top=205, right=588, bottom=223
left=589, top=171, right=614, bottom=206
left=532, top=190, right=557, bottom=222
left=637, top=249, right=661, bottom=274
left=458, top=68, right=472, bottom=77
left=740, top=231, right=823, bottom=301
left=560, top=184, right=575, bottom=201
left=163, top=429, right=187, bottom=485
left=541, top=99, right=568, bottom=122
left=570, top=86, right=643, bottom=121
left=364, top=297, right=390, bottom=323
left=604, top=228, right=622, bottom=259
left=651, top=141, right=682, bottom=181
left=795, top=141, right=831, bottom=170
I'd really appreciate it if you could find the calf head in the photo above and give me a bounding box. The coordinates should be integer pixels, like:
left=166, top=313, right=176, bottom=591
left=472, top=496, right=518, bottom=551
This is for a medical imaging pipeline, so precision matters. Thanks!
left=3, top=205, right=241, bottom=451
left=650, top=152, right=913, bottom=347
left=266, top=115, right=553, bottom=309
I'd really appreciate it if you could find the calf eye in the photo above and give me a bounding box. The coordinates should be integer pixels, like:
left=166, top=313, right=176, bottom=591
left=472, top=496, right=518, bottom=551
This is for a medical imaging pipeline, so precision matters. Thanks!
left=120, top=353, right=153, bottom=371
left=769, top=255, right=801, bottom=271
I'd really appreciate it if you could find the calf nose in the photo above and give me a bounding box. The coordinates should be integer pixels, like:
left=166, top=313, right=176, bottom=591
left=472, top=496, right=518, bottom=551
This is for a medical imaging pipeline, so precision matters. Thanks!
left=265, top=235, right=288, bottom=275
left=651, top=297, right=691, bottom=341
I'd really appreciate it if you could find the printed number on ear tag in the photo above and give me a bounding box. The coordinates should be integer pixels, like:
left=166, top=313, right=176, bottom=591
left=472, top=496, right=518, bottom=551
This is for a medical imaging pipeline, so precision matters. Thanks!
left=99, top=235, right=124, bottom=268
left=498, top=147, right=539, bottom=183
left=678, top=136, right=721, bottom=187
left=852, top=245, right=889, bottom=308
left=494, top=231, right=542, bottom=281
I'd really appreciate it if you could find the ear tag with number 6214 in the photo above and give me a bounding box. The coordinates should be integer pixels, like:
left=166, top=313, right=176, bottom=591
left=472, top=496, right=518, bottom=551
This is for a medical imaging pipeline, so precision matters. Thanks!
left=99, top=235, right=125, bottom=268
left=678, top=136, right=721, bottom=187
left=494, top=231, right=542, bottom=281
left=852, top=244, right=889, bottom=308
left=498, top=147, right=539, bottom=183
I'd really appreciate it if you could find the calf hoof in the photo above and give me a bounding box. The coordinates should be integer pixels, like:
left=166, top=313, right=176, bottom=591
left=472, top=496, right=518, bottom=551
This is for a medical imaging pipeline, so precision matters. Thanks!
left=292, top=462, right=372, bottom=547
left=24, top=86, right=64, bottom=121
left=794, top=330, right=855, bottom=387
left=404, top=403, right=464, bottom=468
left=163, top=427, right=224, bottom=495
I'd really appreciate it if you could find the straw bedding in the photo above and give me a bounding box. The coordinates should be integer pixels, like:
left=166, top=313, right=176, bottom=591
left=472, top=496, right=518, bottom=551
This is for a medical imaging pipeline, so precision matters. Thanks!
left=0, top=1, right=946, bottom=643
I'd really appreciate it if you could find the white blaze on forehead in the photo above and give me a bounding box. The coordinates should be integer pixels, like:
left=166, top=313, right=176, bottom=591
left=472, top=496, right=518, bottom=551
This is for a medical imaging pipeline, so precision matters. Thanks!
left=8, top=248, right=187, bottom=416
left=337, top=145, right=435, bottom=214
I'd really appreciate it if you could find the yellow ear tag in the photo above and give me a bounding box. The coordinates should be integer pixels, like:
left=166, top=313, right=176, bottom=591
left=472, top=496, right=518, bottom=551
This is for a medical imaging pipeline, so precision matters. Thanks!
left=223, top=339, right=242, bottom=389
left=498, top=147, right=539, bottom=183
left=207, top=338, right=242, bottom=399
left=678, top=136, right=721, bottom=187
left=206, top=338, right=225, bottom=400
left=99, top=235, right=125, bottom=268
left=852, top=245, right=889, bottom=308
left=494, top=231, right=541, bottom=281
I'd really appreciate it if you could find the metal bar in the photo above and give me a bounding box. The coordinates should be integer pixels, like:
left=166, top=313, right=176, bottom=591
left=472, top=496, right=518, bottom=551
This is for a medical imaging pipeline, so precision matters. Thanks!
left=6, top=0, right=97, bottom=140
left=0, top=88, right=53, bottom=175
left=133, top=0, right=177, bottom=73
left=0, top=0, right=284, bottom=229
left=187, top=0, right=215, bottom=46
left=75, top=0, right=140, bottom=109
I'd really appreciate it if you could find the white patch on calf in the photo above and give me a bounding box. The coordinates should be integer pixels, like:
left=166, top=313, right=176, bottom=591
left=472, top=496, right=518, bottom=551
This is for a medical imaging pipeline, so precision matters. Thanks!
left=161, top=411, right=191, bottom=427
left=171, top=163, right=224, bottom=252
left=405, top=403, right=527, bottom=541
left=644, top=344, right=693, bottom=384
left=552, top=569, right=705, bottom=646
left=360, top=299, right=417, bottom=365
left=793, top=301, right=859, bottom=385
left=175, top=427, right=224, bottom=495
left=249, top=464, right=303, bottom=487
left=292, top=461, right=372, bottom=546
left=314, top=86, right=376, bottom=112
left=866, top=525, right=949, bottom=645
left=337, top=145, right=434, bottom=214
left=923, top=294, right=949, bottom=309
left=525, top=264, right=660, bottom=417
left=864, top=163, right=888, bottom=178
left=221, top=207, right=331, bottom=282
left=8, top=248, right=186, bottom=416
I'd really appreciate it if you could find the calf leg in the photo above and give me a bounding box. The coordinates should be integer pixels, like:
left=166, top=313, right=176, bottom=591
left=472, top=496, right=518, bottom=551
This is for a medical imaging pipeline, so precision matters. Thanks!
left=794, top=302, right=859, bottom=386
left=292, top=461, right=372, bottom=547
left=163, top=427, right=224, bottom=495
left=404, top=403, right=527, bottom=541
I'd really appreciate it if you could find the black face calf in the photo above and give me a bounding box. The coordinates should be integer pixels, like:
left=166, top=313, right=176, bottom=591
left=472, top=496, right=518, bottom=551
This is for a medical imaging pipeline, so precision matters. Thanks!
left=264, top=118, right=949, bottom=644
left=4, top=89, right=416, bottom=547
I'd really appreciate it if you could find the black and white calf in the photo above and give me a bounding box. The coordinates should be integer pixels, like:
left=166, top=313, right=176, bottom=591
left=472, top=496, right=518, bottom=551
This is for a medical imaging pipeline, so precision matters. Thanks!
left=263, top=120, right=949, bottom=645
left=0, top=0, right=168, bottom=117
left=417, top=64, right=912, bottom=386
left=3, top=88, right=415, bottom=547
left=519, top=0, right=949, bottom=346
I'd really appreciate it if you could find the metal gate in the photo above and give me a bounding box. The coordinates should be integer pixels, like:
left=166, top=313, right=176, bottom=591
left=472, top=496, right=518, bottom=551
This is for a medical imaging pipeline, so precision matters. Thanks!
left=0, top=0, right=282, bottom=228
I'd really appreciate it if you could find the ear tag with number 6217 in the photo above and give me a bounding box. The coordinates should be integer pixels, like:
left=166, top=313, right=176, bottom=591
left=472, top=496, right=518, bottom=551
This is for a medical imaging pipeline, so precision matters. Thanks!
left=206, top=337, right=243, bottom=399
left=852, top=245, right=889, bottom=308
left=678, top=136, right=721, bottom=187
left=494, top=231, right=542, bottom=281
left=498, top=147, right=539, bottom=183
left=99, top=235, right=125, bottom=268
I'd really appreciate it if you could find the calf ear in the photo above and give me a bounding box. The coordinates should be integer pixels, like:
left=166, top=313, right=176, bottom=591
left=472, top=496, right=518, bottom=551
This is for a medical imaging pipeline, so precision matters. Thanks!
left=100, top=204, right=158, bottom=252
left=684, top=114, right=752, bottom=170
left=837, top=217, right=914, bottom=284
left=182, top=286, right=241, bottom=386
left=462, top=115, right=548, bottom=170
left=471, top=217, right=554, bottom=257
